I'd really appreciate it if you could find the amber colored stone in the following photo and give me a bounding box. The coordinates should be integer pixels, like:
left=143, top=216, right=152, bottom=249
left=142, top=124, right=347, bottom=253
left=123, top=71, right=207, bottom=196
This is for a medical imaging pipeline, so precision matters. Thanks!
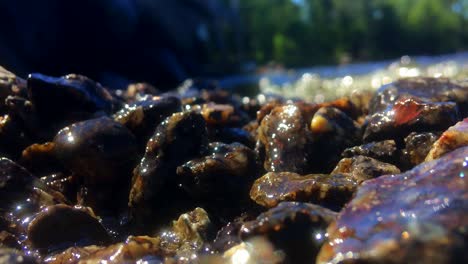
left=250, top=172, right=357, bottom=209
left=425, top=118, right=468, bottom=161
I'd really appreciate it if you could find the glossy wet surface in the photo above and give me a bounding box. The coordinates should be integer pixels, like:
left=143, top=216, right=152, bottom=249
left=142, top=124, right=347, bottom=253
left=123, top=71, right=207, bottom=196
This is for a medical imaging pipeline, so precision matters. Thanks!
left=1, top=65, right=467, bottom=263
left=317, top=146, right=468, bottom=264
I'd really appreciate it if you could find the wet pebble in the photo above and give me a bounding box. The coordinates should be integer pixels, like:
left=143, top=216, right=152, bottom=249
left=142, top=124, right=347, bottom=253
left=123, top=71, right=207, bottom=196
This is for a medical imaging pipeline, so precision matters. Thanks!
left=341, top=139, right=398, bottom=164
left=206, top=127, right=255, bottom=148
left=257, top=104, right=312, bottom=173
left=27, top=73, right=114, bottom=122
left=317, top=146, right=468, bottom=264
left=0, top=67, right=26, bottom=114
left=54, top=208, right=211, bottom=264
left=211, top=217, right=248, bottom=252
left=0, top=114, right=33, bottom=159
left=177, top=142, right=258, bottom=202
left=157, top=207, right=212, bottom=261
left=331, top=155, right=401, bottom=182
left=54, top=117, right=138, bottom=213
left=129, top=111, right=208, bottom=226
left=369, top=77, right=468, bottom=116
left=250, top=172, right=357, bottom=210
left=0, top=158, right=68, bottom=212
left=364, top=96, right=460, bottom=142
left=425, top=118, right=468, bottom=161
left=310, top=106, right=361, bottom=171
left=403, top=131, right=440, bottom=166
left=241, top=202, right=337, bottom=264
left=113, top=95, right=182, bottom=151
left=19, top=142, right=62, bottom=176
left=27, top=204, right=110, bottom=252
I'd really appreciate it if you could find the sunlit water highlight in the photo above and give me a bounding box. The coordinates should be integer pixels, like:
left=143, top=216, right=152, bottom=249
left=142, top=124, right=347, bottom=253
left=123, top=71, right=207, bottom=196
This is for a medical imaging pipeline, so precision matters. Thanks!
left=220, top=52, right=468, bottom=101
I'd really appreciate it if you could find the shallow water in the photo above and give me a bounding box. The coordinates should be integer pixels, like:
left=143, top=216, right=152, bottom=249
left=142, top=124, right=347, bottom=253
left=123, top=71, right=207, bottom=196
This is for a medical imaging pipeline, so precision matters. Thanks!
left=220, top=52, right=468, bottom=101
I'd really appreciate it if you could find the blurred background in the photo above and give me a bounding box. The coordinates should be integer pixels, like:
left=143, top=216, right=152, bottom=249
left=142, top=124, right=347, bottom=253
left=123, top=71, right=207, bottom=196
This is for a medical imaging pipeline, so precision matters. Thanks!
left=0, top=0, right=468, bottom=93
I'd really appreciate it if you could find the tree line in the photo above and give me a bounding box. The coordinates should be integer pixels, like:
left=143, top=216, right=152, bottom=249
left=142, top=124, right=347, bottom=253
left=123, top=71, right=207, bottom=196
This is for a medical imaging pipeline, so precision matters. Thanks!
left=233, top=0, right=468, bottom=67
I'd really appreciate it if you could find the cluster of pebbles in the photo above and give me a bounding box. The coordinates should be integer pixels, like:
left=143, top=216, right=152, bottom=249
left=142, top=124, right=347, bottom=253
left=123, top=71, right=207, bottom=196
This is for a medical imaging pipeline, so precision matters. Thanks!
left=0, top=66, right=467, bottom=263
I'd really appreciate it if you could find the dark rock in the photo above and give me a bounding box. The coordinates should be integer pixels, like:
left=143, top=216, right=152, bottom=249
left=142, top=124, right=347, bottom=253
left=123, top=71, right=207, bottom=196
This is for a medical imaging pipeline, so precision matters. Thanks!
left=403, top=132, right=440, bottom=166
left=310, top=106, right=361, bottom=171
left=54, top=117, right=138, bottom=213
left=129, top=111, right=208, bottom=226
left=0, top=67, right=27, bottom=114
left=39, top=173, right=76, bottom=202
left=369, top=77, right=468, bottom=116
left=211, top=217, right=247, bottom=252
left=0, top=231, right=20, bottom=249
left=3, top=95, right=43, bottom=138
left=200, top=89, right=237, bottom=105
left=27, top=73, right=115, bottom=122
left=242, top=120, right=259, bottom=141
left=2, top=95, right=66, bottom=143
left=114, top=95, right=182, bottom=151
left=198, top=102, right=253, bottom=146
left=0, top=158, right=68, bottom=211
left=0, top=113, right=33, bottom=159
left=241, top=202, right=337, bottom=264
left=177, top=142, right=258, bottom=202
left=342, top=140, right=398, bottom=164
left=19, top=142, right=62, bottom=176
left=66, top=208, right=210, bottom=263
left=0, top=158, right=69, bottom=238
left=239, top=96, right=262, bottom=120
left=0, top=157, right=36, bottom=208
left=364, top=96, right=460, bottom=142
left=27, top=204, right=110, bottom=252
left=207, top=127, right=255, bottom=148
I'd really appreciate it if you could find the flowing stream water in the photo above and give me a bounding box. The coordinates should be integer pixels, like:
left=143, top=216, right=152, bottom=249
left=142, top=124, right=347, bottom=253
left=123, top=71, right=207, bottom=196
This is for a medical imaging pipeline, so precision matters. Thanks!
left=219, top=52, right=468, bottom=101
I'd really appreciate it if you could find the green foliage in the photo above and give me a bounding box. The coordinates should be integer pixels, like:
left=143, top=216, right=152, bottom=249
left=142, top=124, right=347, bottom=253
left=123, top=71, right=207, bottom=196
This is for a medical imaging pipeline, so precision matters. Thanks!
left=237, top=0, right=468, bottom=67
